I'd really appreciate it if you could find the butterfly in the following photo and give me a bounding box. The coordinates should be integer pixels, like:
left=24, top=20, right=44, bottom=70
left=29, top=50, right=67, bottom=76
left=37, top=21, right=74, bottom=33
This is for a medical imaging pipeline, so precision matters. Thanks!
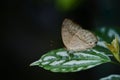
left=61, top=18, right=98, bottom=51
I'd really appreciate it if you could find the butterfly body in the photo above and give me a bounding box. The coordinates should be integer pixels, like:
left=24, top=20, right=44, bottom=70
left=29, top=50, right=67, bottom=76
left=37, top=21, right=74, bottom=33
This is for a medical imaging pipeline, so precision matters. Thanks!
left=61, top=19, right=97, bottom=51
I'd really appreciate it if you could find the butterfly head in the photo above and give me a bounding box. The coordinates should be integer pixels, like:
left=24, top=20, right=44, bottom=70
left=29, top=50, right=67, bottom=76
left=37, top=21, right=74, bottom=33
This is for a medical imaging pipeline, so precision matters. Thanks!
left=87, top=37, right=98, bottom=47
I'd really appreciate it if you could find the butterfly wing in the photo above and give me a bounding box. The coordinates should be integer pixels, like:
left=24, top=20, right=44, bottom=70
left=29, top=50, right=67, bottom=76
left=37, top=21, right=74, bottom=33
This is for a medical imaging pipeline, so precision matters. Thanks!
left=68, top=29, right=97, bottom=51
left=61, top=19, right=81, bottom=49
left=76, top=29, right=98, bottom=48
left=68, top=34, right=91, bottom=51
left=61, top=18, right=97, bottom=51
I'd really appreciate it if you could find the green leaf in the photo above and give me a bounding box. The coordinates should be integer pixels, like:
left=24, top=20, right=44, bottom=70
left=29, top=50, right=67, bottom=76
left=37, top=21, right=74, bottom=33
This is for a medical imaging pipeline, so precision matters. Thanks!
left=30, top=48, right=111, bottom=72
left=93, top=27, right=120, bottom=55
left=94, top=27, right=120, bottom=63
left=106, top=36, right=120, bottom=63
left=99, top=74, right=120, bottom=80
left=94, top=27, right=120, bottom=43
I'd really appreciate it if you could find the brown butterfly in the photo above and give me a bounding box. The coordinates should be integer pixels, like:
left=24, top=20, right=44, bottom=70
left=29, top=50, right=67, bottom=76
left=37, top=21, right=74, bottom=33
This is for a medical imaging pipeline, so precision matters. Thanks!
left=61, top=18, right=98, bottom=51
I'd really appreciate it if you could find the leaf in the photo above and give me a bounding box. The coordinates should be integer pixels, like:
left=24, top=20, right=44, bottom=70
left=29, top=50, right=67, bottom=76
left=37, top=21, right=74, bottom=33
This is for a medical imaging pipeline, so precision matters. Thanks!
left=94, top=27, right=120, bottom=43
left=99, top=74, right=120, bottom=80
left=30, top=48, right=111, bottom=72
left=94, top=38, right=112, bottom=56
left=106, top=36, right=120, bottom=63
left=93, top=27, right=120, bottom=55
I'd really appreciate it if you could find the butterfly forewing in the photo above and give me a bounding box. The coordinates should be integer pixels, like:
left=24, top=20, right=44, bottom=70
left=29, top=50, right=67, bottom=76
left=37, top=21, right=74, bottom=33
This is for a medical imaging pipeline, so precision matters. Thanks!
left=62, top=19, right=81, bottom=35
left=62, top=19, right=81, bottom=48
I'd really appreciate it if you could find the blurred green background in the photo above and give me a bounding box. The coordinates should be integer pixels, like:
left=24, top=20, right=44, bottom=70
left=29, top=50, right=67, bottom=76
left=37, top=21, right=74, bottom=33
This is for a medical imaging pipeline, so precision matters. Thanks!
left=4, top=0, right=120, bottom=80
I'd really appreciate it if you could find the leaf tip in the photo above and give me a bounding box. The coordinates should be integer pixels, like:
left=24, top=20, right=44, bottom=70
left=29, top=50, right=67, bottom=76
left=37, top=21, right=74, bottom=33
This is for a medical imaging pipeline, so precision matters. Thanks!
left=30, top=61, right=40, bottom=67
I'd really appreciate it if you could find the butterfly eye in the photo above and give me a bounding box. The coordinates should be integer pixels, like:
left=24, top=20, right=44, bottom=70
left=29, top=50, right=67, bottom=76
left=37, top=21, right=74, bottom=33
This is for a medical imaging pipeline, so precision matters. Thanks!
left=89, top=42, right=92, bottom=44
left=89, top=42, right=94, bottom=45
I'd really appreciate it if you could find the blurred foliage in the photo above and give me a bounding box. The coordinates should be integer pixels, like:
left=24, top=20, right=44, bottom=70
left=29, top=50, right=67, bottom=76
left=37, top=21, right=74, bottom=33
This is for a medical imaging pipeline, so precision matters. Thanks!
left=106, top=37, right=120, bottom=63
left=99, top=74, right=120, bottom=80
left=94, top=26, right=120, bottom=63
left=93, top=27, right=120, bottom=43
left=55, top=0, right=84, bottom=12
left=93, top=27, right=120, bottom=55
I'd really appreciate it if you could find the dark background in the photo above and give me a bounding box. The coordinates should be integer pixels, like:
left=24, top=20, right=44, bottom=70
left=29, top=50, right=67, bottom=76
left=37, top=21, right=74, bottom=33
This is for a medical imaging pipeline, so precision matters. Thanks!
left=4, top=0, right=120, bottom=80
